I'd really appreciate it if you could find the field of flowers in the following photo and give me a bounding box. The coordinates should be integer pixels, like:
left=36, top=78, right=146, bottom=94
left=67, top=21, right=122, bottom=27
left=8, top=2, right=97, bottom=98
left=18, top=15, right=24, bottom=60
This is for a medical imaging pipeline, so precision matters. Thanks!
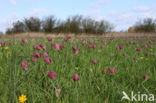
left=0, top=35, right=156, bottom=103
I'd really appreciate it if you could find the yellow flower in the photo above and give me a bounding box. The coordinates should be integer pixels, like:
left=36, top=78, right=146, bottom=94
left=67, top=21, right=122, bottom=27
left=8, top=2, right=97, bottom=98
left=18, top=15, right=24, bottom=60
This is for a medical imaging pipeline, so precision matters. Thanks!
left=75, top=67, right=79, bottom=71
left=90, top=68, right=93, bottom=72
left=18, top=94, right=27, bottom=103
left=5, top=46, right=8, bottom=50
left=150, top=49, right=152, bottom=51
left=0, top=44, right=1, bottom=47
left=140, top=57, right=144, bottom=60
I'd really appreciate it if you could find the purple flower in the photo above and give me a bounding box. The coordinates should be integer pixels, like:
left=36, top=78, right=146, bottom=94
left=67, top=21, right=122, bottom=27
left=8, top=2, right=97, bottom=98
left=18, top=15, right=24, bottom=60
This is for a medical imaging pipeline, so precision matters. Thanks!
left=93, top=44, right=96, bottom=49
left=143, top=74, right=148, bottom=79
left=136, top=48, right=142, bottom=52
left=109, top=67, right=116, bottom=74
left=31, top=56, right=37, bottom=62
left=42, top=52, right=48, bottom=58
left=60, top=44, right=64, bottom=50
left=34, top=52, right=40, bottom=58
left=37, top=46, right=41, bottom=51
left=123, top=53, right=127, bottom=56
left=55, top=88, right=61, bottom=97
left=100, top=45, right=104, bottom=49
left=74, top=49, right=79, bottom=55
left=48, top=37, right=52, bottom=41
left=51, top=43, right=55, bottom=47
left=88, top=45, right=92, bottom=49
left=92, top=59, right=97, bottom=64
left=72, top=46, right=79, bottom=55
left=48, top=71, right=56, bottom=79
left=21, top=61, right=28, bottom=71
left=81, top=40, right=85, bottom=46
left=33, top=45, right=37, bottom=49
left=148, top=45, right=152, bottom=48
left=73, top=74, right=80, bottom=82
left=89, top=41, right=93, bottom=45
left=133, top=57, right=138, bottom=62
left=116, top=47, right=120, bottom=50
left=21, top=42, right=24, bottom=46
left=39, top=44, right=46, bottom=50
left=142, top=44, right=147, bottom=48
left=21, top=38, right=25, bottom=43
left=1, top=41, right=5, bottom=47
left=145, top=52, right=149, bottom=56
left=64, top=35, right=71, bottom=42
left=119, top=45, right=124, bottom=49
left=55, top=43, right=60, bottom=50
left=45, top=57, right=52, bottom=64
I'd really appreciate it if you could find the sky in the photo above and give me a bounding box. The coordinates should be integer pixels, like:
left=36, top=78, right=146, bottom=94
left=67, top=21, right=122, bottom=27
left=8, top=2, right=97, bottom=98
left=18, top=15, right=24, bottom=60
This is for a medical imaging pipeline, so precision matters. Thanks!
left=0, top=0, right=156, bottom=33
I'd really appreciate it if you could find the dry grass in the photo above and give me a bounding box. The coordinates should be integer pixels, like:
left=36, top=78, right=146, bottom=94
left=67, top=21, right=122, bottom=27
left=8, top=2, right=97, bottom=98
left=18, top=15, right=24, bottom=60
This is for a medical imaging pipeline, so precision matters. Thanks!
left=0, top=32, right=156, bottom=39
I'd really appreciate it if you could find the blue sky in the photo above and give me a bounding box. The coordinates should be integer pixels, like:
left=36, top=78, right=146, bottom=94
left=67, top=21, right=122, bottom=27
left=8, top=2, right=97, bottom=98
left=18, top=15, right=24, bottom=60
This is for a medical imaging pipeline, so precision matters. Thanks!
left=0, top=0, right=156, bottom=33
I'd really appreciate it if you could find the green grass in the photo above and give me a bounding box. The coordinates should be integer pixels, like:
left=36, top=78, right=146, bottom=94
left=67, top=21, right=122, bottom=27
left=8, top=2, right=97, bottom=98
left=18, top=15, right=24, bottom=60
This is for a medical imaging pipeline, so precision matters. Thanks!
left=0, top=37, right=156, bottom=103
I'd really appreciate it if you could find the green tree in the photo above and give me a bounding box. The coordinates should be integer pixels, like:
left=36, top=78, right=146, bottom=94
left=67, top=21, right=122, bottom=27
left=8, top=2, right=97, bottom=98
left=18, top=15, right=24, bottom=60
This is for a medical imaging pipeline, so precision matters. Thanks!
left=24, top=17, right=41, bottom=32
left=42, top=15, right=56, bottom=33
left=134, top=18, right=156, bottom=32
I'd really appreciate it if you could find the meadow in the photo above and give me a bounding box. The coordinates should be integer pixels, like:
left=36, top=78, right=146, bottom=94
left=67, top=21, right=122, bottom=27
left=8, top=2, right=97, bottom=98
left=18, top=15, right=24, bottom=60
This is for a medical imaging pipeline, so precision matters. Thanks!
left=0, top=35, right=156, bottom=103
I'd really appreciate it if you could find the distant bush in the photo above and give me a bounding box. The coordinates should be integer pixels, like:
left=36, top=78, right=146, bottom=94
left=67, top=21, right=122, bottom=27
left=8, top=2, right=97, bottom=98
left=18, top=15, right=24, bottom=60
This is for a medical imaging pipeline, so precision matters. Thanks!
left=65, top=15, right=83, bottom=34
left=24, top=17, right=41, bottom=32
left=6, top=28, right=13, bottom=35
left=54, top=15, right=114, bottom=34
left=134, top=18, right=156, bottom=33
left=12, top=21, right=26, bottom=33
left=6, top=21, right=26, bottom=34
left=6, top=15, right=114, bottom=35
left=128, top=27, right=134, bottom=32
left=54, top=15, right=83, bottom=34
left=42, top=15, right=56, bottom=33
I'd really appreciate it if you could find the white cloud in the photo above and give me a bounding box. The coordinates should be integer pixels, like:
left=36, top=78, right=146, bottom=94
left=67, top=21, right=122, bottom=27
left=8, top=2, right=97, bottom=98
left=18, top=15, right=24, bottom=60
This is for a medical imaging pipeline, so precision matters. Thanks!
left=10, top=0, right=17, bottom=5
left=86, top=5, right=156, bottom=31
left=29, top=8, right=47, bottom=17
left=0, top=8, right=54, bottom=33
left=0, top=14, right=20, bottom=32
left=133, top=6, right=156, bottom=19
left=138, top=12, right=156, bottom=20
left=133, top=6, right=150, bottom=12
left=90, top=0, right=109, bottom=9
left=86, top=10, right=106, bottom=21
left=85, top=10, right=136, bottom=31
left=10, top=0, right=36, bottom=5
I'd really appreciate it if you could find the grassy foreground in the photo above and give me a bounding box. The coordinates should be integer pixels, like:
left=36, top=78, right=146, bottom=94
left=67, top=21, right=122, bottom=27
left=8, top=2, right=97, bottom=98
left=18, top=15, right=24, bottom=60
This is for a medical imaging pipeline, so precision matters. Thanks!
left=0, top=36, right=156, bottom=103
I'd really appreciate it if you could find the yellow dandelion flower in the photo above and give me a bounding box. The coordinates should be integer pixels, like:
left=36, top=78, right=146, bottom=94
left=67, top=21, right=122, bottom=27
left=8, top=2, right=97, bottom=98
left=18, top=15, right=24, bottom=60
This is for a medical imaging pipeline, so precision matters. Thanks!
left=75, top=67, right=79, bottom=71
left=140, top=57, right=144, bottom=60
left=0, top=44, right=1, bottom=47
left=5, top=46, right=8, bottom=50
left=18, top=94, right=27, bottom=103
left=150, top=49, right=152, bottom=51
left=90, top=68, right=93, bottom=72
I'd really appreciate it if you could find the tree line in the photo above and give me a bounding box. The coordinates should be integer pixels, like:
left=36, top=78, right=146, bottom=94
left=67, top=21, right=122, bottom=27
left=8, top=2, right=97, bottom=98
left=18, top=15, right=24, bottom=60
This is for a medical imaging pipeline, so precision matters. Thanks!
left=128, top=18, right=156, bottom=33
left=6, top=15, right=114, bottom=35
left=5, top=15, right=156, bottom=35
left=134, top=18, right=156, bottom=33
